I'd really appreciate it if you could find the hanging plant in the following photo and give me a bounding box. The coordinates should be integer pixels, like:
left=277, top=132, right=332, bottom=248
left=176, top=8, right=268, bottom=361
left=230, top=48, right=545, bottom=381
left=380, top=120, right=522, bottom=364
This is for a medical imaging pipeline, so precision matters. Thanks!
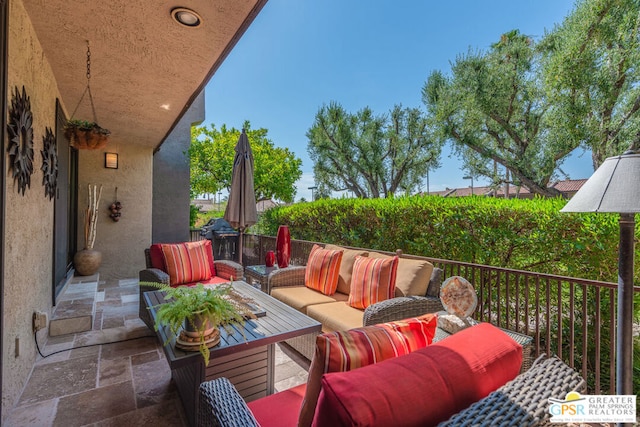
left=66, top=40, right=110, bottom=150
left=41, top=126, right=58, bottom=200
left=7, top=85, right=34, bottom=195
left=64, top=119, right=110, bottom=150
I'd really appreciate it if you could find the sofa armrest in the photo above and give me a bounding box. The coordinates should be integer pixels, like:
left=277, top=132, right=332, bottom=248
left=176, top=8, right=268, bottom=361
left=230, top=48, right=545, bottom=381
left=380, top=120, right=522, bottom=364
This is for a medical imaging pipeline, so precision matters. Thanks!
left=138, top=269, right=169, bottom=330
left=363, top=296, right=444, bottom=326
left=214, top=260, right=244, bottom=281
left=268, top=266, right=306, bottom=290
left=439, top=355, right=586, bottom=426
left=139, top=268, right=170, bottom=285
left=197, top=377, right=259, bottom=427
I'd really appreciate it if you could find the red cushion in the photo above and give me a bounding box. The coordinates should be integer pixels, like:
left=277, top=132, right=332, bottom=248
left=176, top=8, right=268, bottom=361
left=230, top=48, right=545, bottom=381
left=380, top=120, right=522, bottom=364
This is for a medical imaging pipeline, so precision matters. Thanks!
left=174, top=275, right=228, bottom=288
left=247, top=384, right=306, bottom=427
left=311, top=323, right=522, bottom=427
left=149, top=244, right=165, bottom=270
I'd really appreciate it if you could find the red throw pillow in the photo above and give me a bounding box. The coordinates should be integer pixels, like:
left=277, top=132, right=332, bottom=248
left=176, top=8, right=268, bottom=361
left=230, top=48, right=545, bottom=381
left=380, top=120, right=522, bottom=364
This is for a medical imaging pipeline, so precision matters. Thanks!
left=304, top=244, right=343, bottom=295
left=160, top=240, right=214, bottom=286
left=149, top=244, right=165, bottom=270
left=348, top=255, right=399, bottom=309
left=298, top=313, right=437, bottom=427
left=311, top=323, right=523, bottom=427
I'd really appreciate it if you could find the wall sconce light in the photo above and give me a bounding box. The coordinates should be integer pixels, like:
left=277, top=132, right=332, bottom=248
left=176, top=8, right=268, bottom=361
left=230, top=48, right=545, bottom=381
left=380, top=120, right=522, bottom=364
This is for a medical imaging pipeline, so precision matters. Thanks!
left=105, top=152, right=118, bottom=169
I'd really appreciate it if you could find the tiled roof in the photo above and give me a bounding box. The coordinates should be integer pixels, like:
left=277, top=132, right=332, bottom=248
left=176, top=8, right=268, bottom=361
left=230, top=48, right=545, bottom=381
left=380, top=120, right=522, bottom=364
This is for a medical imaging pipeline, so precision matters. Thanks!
left=551, top=179, right=588, bottom=192
left=427, top=178, right=586, bottom=198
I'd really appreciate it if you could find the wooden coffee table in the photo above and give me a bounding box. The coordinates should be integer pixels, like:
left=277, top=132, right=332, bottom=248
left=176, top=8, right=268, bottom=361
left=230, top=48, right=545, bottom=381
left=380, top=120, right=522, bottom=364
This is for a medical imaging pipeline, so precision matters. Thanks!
left=144, top=280, right=321, bottom=426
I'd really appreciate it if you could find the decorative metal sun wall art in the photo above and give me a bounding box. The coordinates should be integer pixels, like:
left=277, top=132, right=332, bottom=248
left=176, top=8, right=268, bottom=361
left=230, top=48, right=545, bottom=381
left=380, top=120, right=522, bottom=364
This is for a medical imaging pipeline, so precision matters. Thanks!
left=41, top=126, right=58, bottom=200
left=7, top=86, right=34, bottom=195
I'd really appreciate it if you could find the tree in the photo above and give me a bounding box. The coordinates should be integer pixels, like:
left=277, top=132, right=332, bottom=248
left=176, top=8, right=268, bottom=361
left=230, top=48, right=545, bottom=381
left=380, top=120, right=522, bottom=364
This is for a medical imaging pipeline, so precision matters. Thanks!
left=307, top=102, right=442, bottom=198
left=540, top=0, right=640, bottom=168
left=189, top=122, right=302, bottom=203
left=423, top=30, right=577, bottom=197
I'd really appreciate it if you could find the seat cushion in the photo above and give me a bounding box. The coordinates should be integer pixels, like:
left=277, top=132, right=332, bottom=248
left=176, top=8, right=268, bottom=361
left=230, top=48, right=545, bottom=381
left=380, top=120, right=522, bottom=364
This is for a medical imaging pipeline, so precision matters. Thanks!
left=311, top=323, right=522, bottom=427
left=324, top=244, right=369, bottom=294
left=247, top=383, right=306, bottom=427
left=348, top=255, right=399, bottom=309
left=369, top=252, right=434, bottom=297
left=299, top=313, right=437, bottom=427
left=177, top=275, right=228, bottom=288
left=304, top=244, right=343, bottom=295
left=306, top=302, right=364, bottom=332
left=270, top=287, right=339, bottom=314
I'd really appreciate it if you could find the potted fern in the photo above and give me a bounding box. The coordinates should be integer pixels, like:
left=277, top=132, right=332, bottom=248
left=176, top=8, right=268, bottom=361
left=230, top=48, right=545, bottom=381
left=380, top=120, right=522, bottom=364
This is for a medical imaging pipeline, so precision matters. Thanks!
left=144, top=282, right=253, bottom=365
left=64, top=119, right=110, bottom=150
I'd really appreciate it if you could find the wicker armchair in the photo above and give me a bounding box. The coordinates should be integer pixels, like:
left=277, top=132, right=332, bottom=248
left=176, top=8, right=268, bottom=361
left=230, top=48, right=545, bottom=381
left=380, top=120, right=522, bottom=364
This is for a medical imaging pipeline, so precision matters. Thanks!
left=197, top=355, right=585, bottom=427
left=138, top=248, right=244, bottom=330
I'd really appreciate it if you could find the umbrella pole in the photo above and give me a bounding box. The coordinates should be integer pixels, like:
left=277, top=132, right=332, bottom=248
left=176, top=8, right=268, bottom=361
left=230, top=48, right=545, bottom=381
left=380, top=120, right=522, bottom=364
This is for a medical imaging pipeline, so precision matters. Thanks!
left=237, top=229, right=244, bottom=266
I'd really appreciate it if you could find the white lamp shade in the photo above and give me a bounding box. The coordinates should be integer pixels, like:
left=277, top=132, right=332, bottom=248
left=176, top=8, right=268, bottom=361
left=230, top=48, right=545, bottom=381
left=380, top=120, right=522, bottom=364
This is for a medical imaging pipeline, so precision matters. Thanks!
left=561, top=152, right=640, bottom=214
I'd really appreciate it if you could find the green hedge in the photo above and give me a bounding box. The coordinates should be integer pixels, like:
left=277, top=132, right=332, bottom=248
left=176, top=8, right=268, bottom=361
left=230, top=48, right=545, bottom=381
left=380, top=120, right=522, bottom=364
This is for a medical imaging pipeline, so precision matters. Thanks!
left=260, top=195, right=635, bottom=283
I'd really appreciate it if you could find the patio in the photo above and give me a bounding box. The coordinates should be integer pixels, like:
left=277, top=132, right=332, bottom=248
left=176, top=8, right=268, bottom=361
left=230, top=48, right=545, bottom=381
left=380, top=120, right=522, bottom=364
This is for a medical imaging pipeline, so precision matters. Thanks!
left=3, top=275, right=308, bottom=427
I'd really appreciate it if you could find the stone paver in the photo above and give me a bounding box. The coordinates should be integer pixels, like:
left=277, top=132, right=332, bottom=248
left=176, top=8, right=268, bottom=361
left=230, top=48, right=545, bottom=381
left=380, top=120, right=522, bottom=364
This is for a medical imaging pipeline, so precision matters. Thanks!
left=6, top=276, right=308, bottom=426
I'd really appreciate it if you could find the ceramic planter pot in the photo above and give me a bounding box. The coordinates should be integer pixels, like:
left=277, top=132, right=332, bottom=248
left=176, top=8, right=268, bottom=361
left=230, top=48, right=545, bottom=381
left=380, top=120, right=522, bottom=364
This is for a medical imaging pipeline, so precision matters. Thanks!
left=73, top=248, right=102, bottom=276
left=183, top=313, right=216, bottom=338
left=276, top=225, right=291, bottom=268
left=265, top=250, right=275, bottom=267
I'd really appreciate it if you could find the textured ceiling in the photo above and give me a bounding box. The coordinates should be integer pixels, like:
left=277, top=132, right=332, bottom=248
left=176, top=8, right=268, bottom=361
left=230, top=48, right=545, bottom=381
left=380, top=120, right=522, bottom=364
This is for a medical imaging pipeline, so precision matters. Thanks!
left=22, top=0, right=267, bottom=149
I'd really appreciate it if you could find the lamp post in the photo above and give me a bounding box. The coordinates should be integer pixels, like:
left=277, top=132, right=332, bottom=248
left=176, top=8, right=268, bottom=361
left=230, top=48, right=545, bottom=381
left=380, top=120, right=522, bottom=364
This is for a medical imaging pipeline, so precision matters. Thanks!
left=308, top=186, right=317, bottom=201
left=561, top=150, right=639, bottom=419
left=217, top=191, right=222, bottom=211
left=463, top=175, right=474, bottom=195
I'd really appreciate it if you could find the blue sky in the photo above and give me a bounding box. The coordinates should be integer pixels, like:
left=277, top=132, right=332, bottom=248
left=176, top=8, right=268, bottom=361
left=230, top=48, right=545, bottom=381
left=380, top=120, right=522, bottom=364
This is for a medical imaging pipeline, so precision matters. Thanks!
left=203, top=0, right=592, bottom=202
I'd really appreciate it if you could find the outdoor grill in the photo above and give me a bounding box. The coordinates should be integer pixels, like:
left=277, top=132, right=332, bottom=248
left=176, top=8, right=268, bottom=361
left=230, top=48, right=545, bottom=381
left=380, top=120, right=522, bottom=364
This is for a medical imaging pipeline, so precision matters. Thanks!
left=200, top=218, right=239, bottom=261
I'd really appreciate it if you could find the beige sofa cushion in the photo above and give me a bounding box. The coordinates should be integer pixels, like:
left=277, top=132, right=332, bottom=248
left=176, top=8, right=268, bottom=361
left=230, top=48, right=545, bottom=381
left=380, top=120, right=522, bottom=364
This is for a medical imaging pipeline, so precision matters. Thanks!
left=270, top=287, right=338, bottom=314
left=306, top=302, right=364, bottom=332
left=369, top=252, right=434, bottom=297
left=324, top=244, right=369, bottom=295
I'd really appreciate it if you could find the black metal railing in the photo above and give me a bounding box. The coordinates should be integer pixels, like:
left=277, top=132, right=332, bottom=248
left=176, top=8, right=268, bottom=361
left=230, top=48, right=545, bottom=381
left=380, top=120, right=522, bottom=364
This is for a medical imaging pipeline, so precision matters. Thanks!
left=241, top=233, right=640, bottom=395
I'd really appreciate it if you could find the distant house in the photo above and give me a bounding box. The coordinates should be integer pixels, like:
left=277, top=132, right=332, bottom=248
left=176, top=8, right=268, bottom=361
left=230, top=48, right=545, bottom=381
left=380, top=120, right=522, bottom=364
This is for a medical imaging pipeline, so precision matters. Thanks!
left=257, top=199, right=278, bottom=212
left=428, top=179, right=587, bottom=199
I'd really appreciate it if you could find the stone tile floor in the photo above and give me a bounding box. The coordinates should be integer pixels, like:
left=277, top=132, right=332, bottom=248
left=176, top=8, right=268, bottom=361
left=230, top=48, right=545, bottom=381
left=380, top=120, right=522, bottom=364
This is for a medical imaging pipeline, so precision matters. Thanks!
left=4, top=277, right=308, bottom=426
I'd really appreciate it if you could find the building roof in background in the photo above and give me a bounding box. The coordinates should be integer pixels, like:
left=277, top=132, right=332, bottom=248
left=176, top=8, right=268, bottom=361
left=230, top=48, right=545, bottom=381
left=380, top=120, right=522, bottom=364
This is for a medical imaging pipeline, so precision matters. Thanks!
left=427, top=178, right=585, bottom=198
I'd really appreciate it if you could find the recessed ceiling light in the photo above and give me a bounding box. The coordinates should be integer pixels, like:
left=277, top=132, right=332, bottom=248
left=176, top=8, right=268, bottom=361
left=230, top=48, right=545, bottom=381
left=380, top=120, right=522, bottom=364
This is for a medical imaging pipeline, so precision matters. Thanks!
left=160, top=104, right=171, bottom=111
left=171, top=7, right=202, bottom=28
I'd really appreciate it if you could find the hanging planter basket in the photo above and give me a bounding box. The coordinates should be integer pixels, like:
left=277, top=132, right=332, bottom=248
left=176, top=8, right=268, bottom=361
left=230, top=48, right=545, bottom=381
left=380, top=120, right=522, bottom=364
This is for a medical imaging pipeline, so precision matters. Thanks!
left=64, top=120, right=110, bottom=150
left=66, top=41, right=110, bottom=150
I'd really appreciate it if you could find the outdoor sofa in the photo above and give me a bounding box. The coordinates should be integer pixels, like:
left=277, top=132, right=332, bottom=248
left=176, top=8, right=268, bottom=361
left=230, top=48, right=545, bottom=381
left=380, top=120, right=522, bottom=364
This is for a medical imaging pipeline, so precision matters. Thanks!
left=267, top=243, right=445, bottom=359
left=197, top=321, right=586, bottom=426
left=138, top=239, right=244, bottom=329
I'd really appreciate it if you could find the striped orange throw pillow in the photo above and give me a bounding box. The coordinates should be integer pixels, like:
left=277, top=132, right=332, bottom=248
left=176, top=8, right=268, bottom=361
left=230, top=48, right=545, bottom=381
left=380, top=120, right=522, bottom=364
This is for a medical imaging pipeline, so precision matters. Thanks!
left=348, top=255, right=399, bottom=309
left=161, top=241, right=212, bottom=286
left=304, top=244, right=343, bottom=295
left=298, top=313, right=438, bottom=427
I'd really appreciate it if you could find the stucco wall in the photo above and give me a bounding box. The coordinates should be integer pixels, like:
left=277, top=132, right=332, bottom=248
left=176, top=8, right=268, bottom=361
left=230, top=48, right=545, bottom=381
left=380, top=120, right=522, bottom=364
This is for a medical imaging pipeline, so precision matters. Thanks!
left=2, top=0, right=61, bottom=413
left=76, top=142, right=153, bottom=280
left=152, top=91, right=205, bottom=244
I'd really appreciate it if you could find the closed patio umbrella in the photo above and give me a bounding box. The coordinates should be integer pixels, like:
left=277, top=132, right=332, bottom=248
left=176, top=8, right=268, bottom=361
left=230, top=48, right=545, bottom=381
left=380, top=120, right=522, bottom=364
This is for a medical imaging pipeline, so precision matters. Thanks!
left=224, top=129, right=257, bottom=265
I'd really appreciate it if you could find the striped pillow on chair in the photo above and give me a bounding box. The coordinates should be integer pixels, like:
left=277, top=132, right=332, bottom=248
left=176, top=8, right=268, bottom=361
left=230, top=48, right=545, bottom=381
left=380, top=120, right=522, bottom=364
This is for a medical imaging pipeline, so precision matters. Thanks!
left=298, top=313, right=438, bottom=427
left=348, top=255, right=399, bottom=309
left=304, top=244, right=343, bottom=295
left=161, top=240, right=213, bottom=286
